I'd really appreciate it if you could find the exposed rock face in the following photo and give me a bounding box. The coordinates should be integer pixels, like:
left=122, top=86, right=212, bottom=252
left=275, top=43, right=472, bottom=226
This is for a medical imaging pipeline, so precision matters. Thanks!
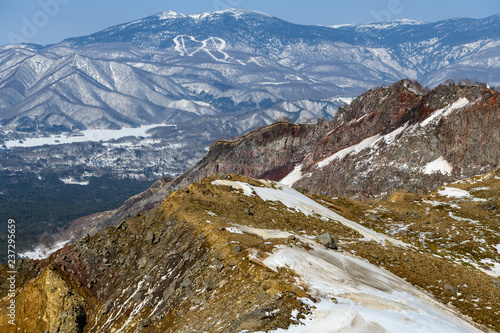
left=316, top=233, right=337, bottom=250
left=58, top=80, right=499, bottom=239
left=1, top=269, right=87, bottom=333
left=170, top=80, right=499, bottom=201
left=295, top=81, right=498, bottom=199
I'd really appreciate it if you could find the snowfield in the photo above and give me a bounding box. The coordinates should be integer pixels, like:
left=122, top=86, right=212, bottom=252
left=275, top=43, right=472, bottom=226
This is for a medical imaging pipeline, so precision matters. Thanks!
left=212, top=179, right=485, bottom=331
left=5, top=124, right=172, bottom=148
left=263, top=245, right=482, bottom=333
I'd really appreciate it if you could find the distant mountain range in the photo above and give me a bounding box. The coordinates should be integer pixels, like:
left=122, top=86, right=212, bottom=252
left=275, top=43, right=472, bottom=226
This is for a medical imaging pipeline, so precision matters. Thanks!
left=0, top=9, right=499, bottom=135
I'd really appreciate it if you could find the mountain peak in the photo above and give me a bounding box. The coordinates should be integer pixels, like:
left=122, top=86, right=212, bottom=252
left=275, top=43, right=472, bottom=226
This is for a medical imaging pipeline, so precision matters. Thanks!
left=188, top=8, right=271, bottom=21
left=156, top=10, right=187, bottom=20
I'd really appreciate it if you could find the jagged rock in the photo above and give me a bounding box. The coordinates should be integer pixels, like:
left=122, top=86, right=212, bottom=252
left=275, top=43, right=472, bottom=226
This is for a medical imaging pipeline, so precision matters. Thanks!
left=366, top=214, right=380, bottom=222
left=141, top=318, right=152, bottom=327
left=477, top=202, right=496, bottom=211
left=204, top=278, right=217, bottom=292
left=217, top=172, right=229, bottom=179
left=138, top=257, right=148, bottom=269
left=163, top=286, right=175, bottom=300
left=103, top=301, right=113, bottom=314
left=233, top=245, right=243, bottom=253
left=133, top=290, right=144, bottom=302
left=316, top=233, right=337, bottom=250
left=145, top=231, right=154, bottom=244
left=152, top=232, right=161, bottom=244
left=444, top=284, right=457, bottom=293
left=180, top=278, right=191, bottom=288
left=213, top=259, right=224, bottom=272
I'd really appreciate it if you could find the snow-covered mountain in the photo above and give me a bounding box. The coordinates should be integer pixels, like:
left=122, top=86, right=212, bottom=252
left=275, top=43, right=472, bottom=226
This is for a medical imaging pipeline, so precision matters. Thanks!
left=0, top=9, right=499, bottom=134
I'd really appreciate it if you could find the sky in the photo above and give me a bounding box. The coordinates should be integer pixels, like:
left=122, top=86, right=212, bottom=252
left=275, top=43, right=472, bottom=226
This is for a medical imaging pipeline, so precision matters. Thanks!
left=1, top=0, right=499, bottom=46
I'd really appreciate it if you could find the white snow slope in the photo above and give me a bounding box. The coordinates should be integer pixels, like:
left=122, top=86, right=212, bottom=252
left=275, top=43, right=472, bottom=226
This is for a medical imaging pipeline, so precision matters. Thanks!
left=263, top=245, right=482, bottom=333
left=212, top=180, right=408, bottom=246
left=211, top=179, right=482, bottom=332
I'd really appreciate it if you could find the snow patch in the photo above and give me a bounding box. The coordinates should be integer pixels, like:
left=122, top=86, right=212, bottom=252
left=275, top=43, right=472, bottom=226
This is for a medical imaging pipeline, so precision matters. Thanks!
left=237, top=226, right=293, bottom=239
left=212, top=180, right=408, bottom=247
left=424, top=156, right=453, bottom=175
left=437, top=187, right=471, bottom=199
left=280, top=164, right=303, bottom=187
left=225, top=227, right=244, bottom=234
left=211, top=180, right=255, bottom=196
left=316, top=125, right=409, bottom=169
left=263, top=245, right=482, bottom=333
left=316, top=134, right=381, bottom=168
left=420, top=98, right=469, bottom=127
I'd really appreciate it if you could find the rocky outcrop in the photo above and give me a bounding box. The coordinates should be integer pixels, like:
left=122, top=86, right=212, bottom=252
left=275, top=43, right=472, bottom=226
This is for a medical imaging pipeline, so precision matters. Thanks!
left=295, top=81, right=499, bottom=199
left=2, top=173, right=499, bottom=332
left=0, top=268, right=87, bottom=333
left=169, top=80, right=499, bottom=200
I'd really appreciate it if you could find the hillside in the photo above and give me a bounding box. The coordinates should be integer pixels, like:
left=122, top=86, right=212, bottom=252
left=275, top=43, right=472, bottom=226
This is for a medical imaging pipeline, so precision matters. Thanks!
left=1, top=171, right=498, bottom=332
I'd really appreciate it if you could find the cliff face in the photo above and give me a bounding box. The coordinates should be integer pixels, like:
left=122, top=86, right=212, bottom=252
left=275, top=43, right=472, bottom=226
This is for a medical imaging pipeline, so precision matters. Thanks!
left=295, top=81, right=499, bottom=199
left=176, top=80, right=499, bottom=200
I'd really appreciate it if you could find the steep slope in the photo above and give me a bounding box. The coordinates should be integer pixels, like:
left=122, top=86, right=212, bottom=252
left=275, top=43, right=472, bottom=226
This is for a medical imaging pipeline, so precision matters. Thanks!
left=1, top=173, right=498, bottom=332
left=293, top=81, right=499, bottom=199
left=163, top=80, right=499, bottom=199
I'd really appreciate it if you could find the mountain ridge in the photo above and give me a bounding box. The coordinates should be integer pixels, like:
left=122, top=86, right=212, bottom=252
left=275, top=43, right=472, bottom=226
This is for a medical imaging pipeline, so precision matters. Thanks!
left=1, top=9, right=499, bottom=137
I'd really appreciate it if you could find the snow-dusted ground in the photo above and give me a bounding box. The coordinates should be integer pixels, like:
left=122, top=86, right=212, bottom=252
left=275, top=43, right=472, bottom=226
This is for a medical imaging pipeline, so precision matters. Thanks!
left=212, top=179, right=490, bottom=331
left=5, top=124, right=172, bottom=148
left=19, top=240, right=70, bottom=260
left=60, top=177, right=90, bottom=186
left=261, top=245, right=482, bottom=333
left=211, top=180, right=408, bottom=247
left=438, top=187, right=472, bottom=199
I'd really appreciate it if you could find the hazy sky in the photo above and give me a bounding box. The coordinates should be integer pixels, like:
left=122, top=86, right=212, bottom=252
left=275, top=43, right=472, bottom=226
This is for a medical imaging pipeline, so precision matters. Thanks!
left=1, top=0, right=499, bottom=46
